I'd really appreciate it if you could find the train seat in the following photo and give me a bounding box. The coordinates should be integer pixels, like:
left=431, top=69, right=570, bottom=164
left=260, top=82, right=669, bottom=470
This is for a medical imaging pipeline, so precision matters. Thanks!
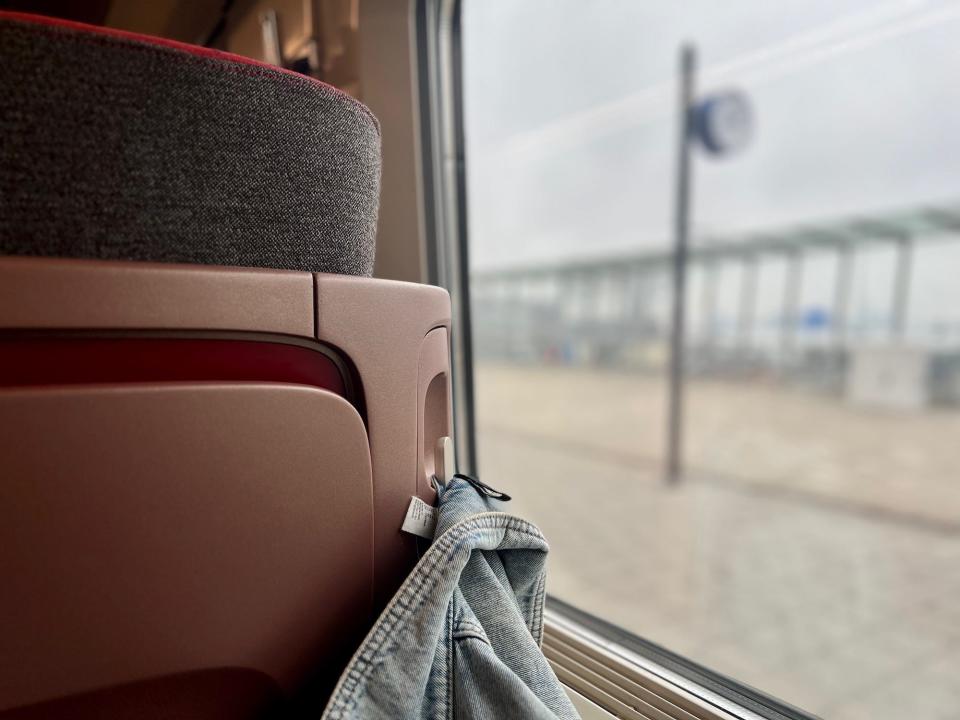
left=0, top=11, right=450, bottom=718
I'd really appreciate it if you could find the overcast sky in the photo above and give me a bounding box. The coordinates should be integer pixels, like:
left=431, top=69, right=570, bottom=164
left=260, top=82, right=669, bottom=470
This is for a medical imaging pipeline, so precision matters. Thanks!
left=461, top=0, right=960, bottom=337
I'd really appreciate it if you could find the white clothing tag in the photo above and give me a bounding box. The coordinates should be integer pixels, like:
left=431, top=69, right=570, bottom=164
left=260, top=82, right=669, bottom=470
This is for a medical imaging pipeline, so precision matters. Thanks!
left=401, top=496, right=438, bottom=539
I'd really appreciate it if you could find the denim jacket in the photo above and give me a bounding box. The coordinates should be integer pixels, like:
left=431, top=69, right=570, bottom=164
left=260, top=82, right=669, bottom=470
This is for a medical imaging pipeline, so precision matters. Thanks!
left=322, top=475, right=580, bottom=720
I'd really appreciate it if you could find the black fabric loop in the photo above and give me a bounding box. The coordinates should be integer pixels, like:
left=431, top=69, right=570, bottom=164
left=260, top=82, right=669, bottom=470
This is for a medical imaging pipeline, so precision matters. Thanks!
left=452, top=473, right=511, bottom=502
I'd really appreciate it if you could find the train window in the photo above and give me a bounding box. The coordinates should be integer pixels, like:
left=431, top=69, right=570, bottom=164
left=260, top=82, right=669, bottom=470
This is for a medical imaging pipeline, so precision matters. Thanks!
left=458, top=1, right=960, bottom=718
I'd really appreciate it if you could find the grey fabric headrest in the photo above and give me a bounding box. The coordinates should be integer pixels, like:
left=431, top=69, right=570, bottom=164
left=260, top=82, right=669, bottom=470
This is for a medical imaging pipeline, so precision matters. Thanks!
left=0, top=12, right=380, bottom=277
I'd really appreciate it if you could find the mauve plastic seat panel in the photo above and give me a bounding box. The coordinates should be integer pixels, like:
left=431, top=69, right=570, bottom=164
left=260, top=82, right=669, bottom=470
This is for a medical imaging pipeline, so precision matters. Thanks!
left=0, top=257, right=315, bottom=336
left=0, top=259, right=454, bottom=716
left=0, top=383, right=374, bottom=714
left=314, top=273, right=452, bottom=607
left=0, top=670, right=284, bottom=720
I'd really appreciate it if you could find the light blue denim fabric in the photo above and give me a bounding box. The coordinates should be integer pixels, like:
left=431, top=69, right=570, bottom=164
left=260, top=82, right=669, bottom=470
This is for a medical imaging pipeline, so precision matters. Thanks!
left=322, top=476, right=580, bottom=720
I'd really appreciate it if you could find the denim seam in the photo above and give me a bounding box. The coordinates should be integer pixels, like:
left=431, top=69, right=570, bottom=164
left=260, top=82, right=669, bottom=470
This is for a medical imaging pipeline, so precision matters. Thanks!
left=531, top=571, right=548, bottom=645
left=455, top=619, right=485, bottom=633
left=324, top=512, right=546, bottom=716
left=453, top=619, right=488, bottom=643
left=446, top=601, right=454, bottom=720
left=524, top=579, right=537, bottom=636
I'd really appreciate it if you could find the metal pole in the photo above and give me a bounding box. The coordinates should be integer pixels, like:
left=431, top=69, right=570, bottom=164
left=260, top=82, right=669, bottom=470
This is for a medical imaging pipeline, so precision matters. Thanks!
left=701, top=257, right=718, bottom=353
left=626, top=270, right=640, bottom=326
left=738, top=255, right=758, bottom=352
left=780, top=249, right=804, bottom=366
left=666, top=45, right=696, bottom=485
left=891, top=234, right=913, bottom=341
left=833, top=243, right=853, bottom=349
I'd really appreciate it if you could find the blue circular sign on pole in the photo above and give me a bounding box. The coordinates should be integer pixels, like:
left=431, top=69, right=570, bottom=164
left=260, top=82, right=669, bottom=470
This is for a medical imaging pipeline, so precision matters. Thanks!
left=692, top=91, right=753, bottom=156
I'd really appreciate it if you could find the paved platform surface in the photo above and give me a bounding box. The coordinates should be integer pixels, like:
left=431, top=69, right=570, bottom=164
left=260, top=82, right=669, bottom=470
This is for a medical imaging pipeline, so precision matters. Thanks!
left=475, top=363, right=960, bottom=719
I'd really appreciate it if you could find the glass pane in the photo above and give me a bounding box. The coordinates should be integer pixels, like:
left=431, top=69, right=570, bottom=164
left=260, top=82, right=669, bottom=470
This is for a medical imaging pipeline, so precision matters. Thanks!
left=463, top=2, right=960, bottom=718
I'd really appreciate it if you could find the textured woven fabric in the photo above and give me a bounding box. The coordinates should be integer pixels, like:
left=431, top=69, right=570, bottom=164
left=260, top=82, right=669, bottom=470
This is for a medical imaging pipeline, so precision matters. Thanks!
left=0, top=12, right=380, bottom=276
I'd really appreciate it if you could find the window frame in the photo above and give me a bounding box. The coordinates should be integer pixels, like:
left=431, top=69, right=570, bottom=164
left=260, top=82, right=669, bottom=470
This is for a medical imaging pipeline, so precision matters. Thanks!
left=414, top=3, right=818, bottom=718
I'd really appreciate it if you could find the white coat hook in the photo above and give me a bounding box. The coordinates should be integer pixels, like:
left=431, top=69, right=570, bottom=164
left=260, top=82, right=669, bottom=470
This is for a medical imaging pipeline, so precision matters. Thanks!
left=435, top=436, right=455, bottom=488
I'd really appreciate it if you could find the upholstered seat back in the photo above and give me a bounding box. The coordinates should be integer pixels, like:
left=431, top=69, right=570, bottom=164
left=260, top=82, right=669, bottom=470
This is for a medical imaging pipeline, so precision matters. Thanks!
left=0, top=11, right=380, bottom=276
